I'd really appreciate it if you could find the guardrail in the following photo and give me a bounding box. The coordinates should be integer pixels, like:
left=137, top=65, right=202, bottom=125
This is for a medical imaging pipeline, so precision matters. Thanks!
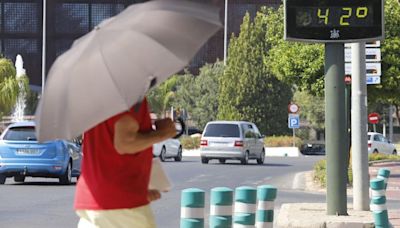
left=180, top=185, right=277, bottom=228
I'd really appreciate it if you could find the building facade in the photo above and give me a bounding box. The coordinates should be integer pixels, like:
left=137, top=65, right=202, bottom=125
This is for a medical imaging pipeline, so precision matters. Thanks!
left=0, top=0, right=280, bottom=89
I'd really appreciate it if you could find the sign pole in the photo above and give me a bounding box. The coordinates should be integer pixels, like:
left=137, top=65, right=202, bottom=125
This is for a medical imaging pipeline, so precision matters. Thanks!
left=292, top=128, right=295, bottom=147
left=325, top=43, right=347, bottom=215
left=351, top=42, right=370, bottom=211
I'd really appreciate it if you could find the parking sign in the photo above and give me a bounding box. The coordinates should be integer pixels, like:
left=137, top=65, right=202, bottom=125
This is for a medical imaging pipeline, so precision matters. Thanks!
left=288, top=114, right=300, bottom=129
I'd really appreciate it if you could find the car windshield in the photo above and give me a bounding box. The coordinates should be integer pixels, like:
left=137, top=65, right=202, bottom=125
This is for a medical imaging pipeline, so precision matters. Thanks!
left=203, top=124, right=240, bottom=137
left=3, top=126, right=37, bottom=141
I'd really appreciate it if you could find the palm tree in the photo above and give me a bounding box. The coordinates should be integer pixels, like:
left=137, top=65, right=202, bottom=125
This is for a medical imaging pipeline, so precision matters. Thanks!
left=0, top=58, right=28, bottom=120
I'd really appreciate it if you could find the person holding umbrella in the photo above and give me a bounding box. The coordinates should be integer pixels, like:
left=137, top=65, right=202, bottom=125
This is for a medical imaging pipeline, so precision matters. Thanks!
left=74, top=98, right=176, bottom=227
left=34, top=1, right=221, bottom=226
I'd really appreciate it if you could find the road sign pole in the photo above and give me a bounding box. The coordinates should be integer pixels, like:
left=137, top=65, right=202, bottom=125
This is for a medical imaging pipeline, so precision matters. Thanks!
left=351, top=42, right=370, bottom=211
left=293, top=128, right=295, bottom=147
left=325, top=43, right=347, bottom=215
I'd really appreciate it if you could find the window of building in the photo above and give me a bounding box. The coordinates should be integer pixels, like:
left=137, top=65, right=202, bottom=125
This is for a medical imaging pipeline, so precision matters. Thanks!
left=4, top=2, right=39, bottom=33
left=55, top=3, right=89, bottom=34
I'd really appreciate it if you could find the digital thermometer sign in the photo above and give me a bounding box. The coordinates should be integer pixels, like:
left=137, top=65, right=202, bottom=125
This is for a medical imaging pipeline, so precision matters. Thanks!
left=284, top=0, right=384, bottom=42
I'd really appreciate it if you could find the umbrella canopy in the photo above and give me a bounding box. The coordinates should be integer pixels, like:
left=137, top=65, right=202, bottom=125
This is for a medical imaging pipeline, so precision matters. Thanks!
left=35, top=0, right=221, bottom=141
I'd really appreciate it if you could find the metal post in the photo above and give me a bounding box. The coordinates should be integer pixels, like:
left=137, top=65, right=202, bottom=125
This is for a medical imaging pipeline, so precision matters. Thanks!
left=389, top=105, right=393, bottom=142
left=325, top=43, right=347, bottom=215
left=223, top=0, right=228, bottom=65
left=351, top=42, right=370, bottom=211
left=292, top=128, right=295, bottom=147
left=345, top=81, right=351, bottom=183
left=41, top=0, right=46, bottom=95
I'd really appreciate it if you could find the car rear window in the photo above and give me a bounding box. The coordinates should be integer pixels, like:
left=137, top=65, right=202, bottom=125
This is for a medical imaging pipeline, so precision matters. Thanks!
left=203, top=124, right=240, bottom=137
left=3, top=127, right=37, bottom=141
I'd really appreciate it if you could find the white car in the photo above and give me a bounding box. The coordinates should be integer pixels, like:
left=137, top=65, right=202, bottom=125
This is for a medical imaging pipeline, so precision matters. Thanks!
left=200, top=121, right=265, bottom=165
left=153, top=139, right=183, bottom=162
left=368, top=132, right=397, bottom=155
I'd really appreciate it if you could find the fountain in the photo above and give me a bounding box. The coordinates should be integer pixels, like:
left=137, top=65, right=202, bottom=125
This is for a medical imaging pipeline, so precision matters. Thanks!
left=11, top=54, right=27, bottom=122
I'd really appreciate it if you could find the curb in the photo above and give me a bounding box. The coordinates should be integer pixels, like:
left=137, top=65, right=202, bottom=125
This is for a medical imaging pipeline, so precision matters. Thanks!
left=369, top=160, right=400, bottom=165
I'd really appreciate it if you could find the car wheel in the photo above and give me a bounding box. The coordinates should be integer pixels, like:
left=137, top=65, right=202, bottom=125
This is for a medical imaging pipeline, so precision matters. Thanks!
left=14, top=175, right=25, bottom=183
left=257, top=149, right=265, bottom=165
left=393, top=150, right=397, bottom=155
left=160, top=147, right=167, bottom=162
left=373, top=149, right=379, bottom=154
left=241, top=152, right=249, bottom=165
left=174, top=147, right=183, bottom=162
left=59, top=162, right=72, bottom=185
left=201, top=157, right=209, bottom=164
left=0, top=174, right=6, bottom=184
left=219, top=159, right=226, bottom=164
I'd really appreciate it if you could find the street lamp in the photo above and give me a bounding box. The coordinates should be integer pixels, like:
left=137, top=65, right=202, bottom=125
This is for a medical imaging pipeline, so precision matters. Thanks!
left=223, top=0, right=228, bottom=65
left=41, top=0, right=46, bottom=95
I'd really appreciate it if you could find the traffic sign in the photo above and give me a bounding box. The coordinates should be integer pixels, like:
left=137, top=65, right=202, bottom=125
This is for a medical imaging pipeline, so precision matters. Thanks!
left=288, top=114, right=300, bottom=128
left=288, top=103, right=299, bottom=114
left=345, top=62, right=381, bottom=77
left=345, top=48, right=381, bottom=62
left=368, top=112, right=380, bottom=124
left=366, top=76, right=381, bottom=84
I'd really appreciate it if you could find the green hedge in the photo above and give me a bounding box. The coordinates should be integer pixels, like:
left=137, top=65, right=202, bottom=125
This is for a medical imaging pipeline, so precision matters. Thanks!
left=180, top=136, right=201, bottom=150
left=313, top=153, right=400, bottom=187
left=313, top=160, right=353, bottom=187
left=264, top=135, right=303, bottom=148
left=369, top=153, right=400, bottom=162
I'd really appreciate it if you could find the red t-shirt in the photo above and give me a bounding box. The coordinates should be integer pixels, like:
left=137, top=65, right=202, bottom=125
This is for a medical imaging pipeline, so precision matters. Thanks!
left=74, top=99, right=153, bottom=210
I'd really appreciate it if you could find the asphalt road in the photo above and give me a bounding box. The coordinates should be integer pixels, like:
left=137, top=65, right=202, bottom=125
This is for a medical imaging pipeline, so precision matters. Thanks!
left=1, top=155, right=397, bottom=228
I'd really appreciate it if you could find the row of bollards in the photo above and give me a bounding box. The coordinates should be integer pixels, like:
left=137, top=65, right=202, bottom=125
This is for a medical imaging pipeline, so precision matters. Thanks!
left=181, top=185, right=277, bottom=228
left=370, top=168, right=391, bottom=228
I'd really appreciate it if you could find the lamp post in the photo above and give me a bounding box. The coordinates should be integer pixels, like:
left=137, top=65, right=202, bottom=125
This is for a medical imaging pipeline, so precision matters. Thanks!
left=223, top=0, right=228, bottom=65
left=41, top=0, right=46, bottom=95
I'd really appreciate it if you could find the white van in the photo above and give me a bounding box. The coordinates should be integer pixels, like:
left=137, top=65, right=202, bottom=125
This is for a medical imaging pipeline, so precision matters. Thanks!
left=200, top=121, right=265, bottom=165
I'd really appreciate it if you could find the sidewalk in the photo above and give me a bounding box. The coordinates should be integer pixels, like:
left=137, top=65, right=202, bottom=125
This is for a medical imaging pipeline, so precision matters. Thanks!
left=369, top=161, right=400, bottom=228
left=289, top=160, right=400, bottom=228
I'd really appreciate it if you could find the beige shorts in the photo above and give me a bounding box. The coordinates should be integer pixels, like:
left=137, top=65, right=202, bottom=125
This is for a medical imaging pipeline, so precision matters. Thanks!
left=76, top=204, right=156, bottom=228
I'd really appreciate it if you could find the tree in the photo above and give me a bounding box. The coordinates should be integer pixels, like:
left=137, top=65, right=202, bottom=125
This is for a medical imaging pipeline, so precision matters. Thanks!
left=367, top=0, right=400, bottom=124
left=147, top=75, right=181, bottom=117
left=173, top=62, right=224, bottom=129
left=0, top=58, right=28, bottom=119
left=293, top=90, right=325, bottom=137
left=265, top=6, right=325, bottom=96
left=218, top=12, right=292, bottom=135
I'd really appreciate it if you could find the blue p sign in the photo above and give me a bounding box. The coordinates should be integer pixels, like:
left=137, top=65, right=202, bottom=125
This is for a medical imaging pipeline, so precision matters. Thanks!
left=288, top=115, right=300, bottom=129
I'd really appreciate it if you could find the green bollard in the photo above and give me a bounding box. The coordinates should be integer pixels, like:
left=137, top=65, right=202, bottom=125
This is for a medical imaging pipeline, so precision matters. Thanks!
left=181, top=188, right=205, bottom=228
left=370, top=179, right=389, bottom=228
left=210, top=187, right=233, bottom=228
left=377, top=168, right=390, bottom=190
left=256, top=185, right=277, bottom=228
left=233, top=186, right=257, bottom=227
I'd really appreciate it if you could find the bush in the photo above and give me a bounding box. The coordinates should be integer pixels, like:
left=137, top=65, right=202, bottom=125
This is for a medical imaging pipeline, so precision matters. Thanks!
left=313, top=159, right=352, bottom=187
left=313, top=159, right=327, bottom=187
left=264, top=135, right=303, bottom=148
left=369, top=153, right=400, bottom=162
left=313, top=154, right=400, bottom=187
left=180, top=136, right=201, bottom=150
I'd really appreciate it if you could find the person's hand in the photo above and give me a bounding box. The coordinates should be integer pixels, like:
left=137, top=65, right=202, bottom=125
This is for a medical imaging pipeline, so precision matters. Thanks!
left=154, top=118, right=176, bottom=139
left=147, top=189, right=161, bottom=202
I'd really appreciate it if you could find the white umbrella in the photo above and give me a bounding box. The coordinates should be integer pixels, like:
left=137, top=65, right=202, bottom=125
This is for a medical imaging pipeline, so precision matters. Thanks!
left=35, top=0, right=221, bottom=141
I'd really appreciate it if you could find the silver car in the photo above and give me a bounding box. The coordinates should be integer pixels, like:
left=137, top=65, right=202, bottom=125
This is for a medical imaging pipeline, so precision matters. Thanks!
left=200, top=121, right=265, bottom=165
